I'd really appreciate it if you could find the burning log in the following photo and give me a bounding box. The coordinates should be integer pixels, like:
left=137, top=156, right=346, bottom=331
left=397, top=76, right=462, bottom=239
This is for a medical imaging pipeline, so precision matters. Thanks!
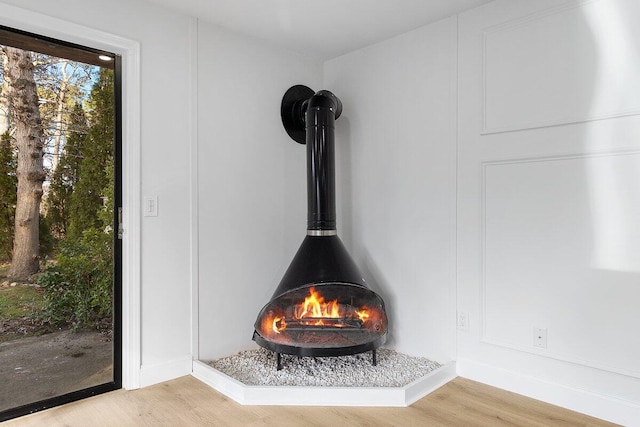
left=280, top=317, right=364, bottom=331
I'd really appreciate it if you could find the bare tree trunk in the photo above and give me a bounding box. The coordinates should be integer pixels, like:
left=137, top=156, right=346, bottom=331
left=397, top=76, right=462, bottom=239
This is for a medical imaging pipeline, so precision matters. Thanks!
left=4, top=47, right=45, bottom=278
left=51, top=59, right=70, bottom=172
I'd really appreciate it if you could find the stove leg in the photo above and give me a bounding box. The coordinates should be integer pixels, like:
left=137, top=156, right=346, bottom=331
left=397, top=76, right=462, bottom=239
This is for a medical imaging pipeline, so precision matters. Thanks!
left=276, top=352, right=282, bottom=371
left=372, top=349, right=377, bottom=366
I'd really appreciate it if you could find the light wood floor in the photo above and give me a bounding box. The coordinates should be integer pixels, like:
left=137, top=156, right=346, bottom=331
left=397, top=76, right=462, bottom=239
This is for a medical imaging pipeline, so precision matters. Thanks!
left=4, top=376, right=616, bottom=426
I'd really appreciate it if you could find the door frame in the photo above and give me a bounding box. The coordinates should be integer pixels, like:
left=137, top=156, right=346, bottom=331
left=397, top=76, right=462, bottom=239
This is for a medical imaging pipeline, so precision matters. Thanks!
left=0, top=3, right=141, bottom=390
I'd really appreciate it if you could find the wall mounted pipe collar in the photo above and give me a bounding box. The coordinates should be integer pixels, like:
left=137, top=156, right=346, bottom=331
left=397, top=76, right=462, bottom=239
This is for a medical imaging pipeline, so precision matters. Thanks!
left=281, top=85, right=342, bottom=144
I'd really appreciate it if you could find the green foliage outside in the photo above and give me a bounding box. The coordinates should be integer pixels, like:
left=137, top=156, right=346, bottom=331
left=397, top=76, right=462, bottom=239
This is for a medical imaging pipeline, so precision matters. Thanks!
left=0, top=285, right=44, bottom=318
left=1, top=51, right=114, bottom=333
left=46, top=102, right=88, bottom=239
left=0, top=285, right=47, bottom=343
left=39, top=215, right=55, bottom=260
left=0, top=132, right=16, bottom=262
left=38, top=68, right=115, bottom=330
left=38, top=228, right=112, bottom=330
left=67, top=69, right=114, bottom=241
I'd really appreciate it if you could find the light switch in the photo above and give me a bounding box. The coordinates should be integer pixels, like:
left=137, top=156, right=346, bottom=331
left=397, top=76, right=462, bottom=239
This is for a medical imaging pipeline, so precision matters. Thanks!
left=144, top=196, right=158, bottom=217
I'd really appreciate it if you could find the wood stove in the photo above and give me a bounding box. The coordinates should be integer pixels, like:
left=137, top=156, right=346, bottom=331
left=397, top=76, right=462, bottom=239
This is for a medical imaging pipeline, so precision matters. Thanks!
left=252, top=86, right=388, bottom=369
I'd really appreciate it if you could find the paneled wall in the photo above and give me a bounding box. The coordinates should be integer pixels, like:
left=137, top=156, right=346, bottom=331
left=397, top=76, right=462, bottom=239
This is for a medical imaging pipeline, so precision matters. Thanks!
left=457, top=0, right=640, bottom=424
left=482, top=0, right=640, bottom=134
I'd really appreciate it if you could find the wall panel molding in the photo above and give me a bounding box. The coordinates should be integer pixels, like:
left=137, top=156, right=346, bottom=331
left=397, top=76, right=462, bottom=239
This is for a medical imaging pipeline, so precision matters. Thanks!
left=480, top=149, right=640, bottom=379
left=481, top=0, right=640, bottom=134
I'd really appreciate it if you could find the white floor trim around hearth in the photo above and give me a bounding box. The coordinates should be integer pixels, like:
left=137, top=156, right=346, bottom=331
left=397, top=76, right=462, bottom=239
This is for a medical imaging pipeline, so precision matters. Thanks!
left=191, top=359, right=456, bottom=406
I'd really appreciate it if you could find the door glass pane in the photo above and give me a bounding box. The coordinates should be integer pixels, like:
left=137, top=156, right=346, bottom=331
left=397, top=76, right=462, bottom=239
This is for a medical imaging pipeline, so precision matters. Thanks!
left=0, top=27, right=119, bottom=415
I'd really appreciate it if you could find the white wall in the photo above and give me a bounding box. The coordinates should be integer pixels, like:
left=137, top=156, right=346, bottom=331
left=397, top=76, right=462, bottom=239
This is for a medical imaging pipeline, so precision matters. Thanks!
left=0, top=0, right=194, bottom=386
left=196, top=22, right=322, bottom=360
left=457, top=0, right=640, bottom=424
left=323, top=18, right=458, bottom=363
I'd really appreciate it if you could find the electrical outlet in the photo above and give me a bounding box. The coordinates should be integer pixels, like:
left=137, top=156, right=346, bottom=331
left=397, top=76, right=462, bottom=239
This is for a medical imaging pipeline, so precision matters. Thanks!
left=457, top=311, right=469, bottom=332
left=533, top=327, right=547, bottom=349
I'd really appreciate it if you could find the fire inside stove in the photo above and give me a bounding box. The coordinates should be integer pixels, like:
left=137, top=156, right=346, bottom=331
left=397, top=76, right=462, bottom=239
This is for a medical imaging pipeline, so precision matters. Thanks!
left=254, top=284, right=387, bottom=353
left=260, top=286, right=385, bottom=336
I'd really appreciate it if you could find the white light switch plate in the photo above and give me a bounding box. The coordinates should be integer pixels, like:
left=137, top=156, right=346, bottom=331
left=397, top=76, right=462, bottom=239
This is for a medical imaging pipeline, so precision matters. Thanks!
left=144, top=196, right=158, bottom=217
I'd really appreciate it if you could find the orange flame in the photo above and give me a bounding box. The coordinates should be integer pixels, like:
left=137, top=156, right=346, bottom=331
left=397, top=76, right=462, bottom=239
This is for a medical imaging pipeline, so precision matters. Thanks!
left=355, top=309, right=369, bottom=321
left=294, top=287, right=341, bottom=321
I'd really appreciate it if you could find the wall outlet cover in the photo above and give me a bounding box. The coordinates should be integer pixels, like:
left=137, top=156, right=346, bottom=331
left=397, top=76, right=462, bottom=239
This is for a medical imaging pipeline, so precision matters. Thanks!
left=457, top=311, right=470, bottom=332
left=533, top=327, right=548, bottom=349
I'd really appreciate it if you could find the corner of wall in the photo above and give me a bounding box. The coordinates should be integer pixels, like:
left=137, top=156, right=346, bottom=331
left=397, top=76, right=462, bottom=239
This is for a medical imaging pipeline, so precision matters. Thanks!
left=139, top=356, right=193, bottom=388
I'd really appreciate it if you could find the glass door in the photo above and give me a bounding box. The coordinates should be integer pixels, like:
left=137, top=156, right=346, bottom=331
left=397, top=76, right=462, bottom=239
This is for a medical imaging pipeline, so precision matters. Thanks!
left=0, top=25, right=121, bottom=421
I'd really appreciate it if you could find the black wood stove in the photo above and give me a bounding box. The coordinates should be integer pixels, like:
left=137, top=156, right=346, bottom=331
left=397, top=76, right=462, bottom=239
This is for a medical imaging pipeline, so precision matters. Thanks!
left=252, top=85, right=388, bottom=370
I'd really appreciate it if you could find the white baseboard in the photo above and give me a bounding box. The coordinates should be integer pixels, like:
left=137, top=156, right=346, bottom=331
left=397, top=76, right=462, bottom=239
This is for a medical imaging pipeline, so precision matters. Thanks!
left=192, top=360, right=456, bottom=406
left=139, top=355, right=193, bottom=388
left=456, top=357, right=640, bottom=427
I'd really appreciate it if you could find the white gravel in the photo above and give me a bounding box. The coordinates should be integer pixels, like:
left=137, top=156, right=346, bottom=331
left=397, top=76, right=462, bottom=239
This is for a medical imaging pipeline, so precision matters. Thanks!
left=207, top=348, right=441, bottom=387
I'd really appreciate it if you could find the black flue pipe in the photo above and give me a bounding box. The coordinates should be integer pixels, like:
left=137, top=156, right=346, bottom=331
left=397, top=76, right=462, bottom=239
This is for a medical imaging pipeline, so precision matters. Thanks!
left=271, top=86, right=365, bottom=300
left=305, top=90, right=342, bottom=232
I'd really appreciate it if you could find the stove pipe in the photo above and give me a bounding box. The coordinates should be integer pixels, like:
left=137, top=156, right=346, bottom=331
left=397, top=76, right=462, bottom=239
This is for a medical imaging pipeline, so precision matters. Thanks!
left=305, top=89, right=341, bottom=232
left=271, top=86, right=366, bottom=299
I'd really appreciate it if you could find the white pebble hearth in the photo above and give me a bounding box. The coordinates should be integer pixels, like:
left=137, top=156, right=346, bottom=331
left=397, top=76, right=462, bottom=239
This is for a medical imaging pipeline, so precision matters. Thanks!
left=210, top=348, right=439, bottom=387
left=193, top=348, right=456, bottom=406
